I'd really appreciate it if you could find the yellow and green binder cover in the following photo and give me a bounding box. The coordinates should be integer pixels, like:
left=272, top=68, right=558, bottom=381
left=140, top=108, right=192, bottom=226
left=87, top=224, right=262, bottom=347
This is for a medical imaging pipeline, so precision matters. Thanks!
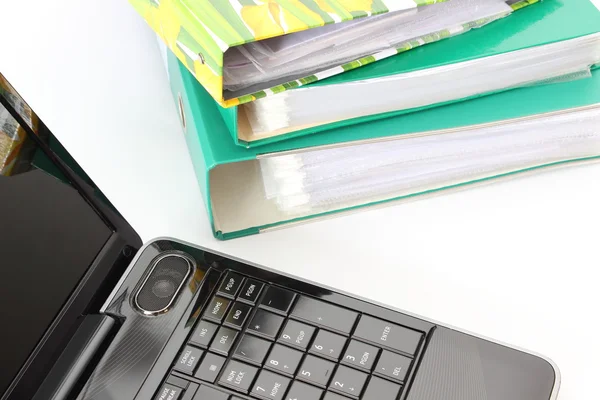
left=217, top=0, right=600, bottom=147
left=129, top=0, right=439, bottom=107
left=168, top=45, right=600, bottom=239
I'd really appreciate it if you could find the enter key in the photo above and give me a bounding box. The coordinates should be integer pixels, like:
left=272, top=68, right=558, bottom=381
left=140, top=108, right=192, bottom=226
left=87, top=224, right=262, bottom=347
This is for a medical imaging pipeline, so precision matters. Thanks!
left=353, top=315, right=423, bottom=356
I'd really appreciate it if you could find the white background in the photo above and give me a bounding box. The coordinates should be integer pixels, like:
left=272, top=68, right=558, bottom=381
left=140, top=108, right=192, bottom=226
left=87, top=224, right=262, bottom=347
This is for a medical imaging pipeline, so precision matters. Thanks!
left=1, top=1, right=599, bottom=398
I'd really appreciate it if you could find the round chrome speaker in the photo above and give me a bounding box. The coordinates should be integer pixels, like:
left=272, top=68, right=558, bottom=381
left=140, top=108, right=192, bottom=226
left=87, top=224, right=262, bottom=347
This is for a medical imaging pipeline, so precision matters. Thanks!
left=134, top=253, right=192, bottom=315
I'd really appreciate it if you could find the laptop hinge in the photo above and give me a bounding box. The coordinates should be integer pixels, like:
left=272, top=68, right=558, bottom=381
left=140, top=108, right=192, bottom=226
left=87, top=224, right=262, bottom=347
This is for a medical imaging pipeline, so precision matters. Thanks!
left=31, top=314, right=118, bottom=400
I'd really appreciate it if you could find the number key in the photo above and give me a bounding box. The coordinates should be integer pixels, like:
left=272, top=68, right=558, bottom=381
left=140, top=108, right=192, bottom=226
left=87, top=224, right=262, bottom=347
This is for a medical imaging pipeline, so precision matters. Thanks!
left=265, top=344, right=303, bottom=376
left=297, top=355, right=336, bottom=388
left=341, top=340, right=379, bottom=371
left=322, top=393, right=349, bottom=400
left=285, top=381, right=323, bottom=400
left=278, top=320, right=315, bottom=350
left=251, top=370, right=291, bottom=400
left=309, top=330, right=347, bottom=361
left=329, top=365, right=368, bottom=399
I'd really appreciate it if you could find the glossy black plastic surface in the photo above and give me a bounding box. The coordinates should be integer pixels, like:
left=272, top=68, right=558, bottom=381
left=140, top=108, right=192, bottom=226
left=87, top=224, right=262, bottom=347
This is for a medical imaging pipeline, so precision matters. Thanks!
left=32, top=315, right=118, bottom=400
left=79, top=239, right=556, bottom=400
left=1, top=166, right=111, bottom=397
left=75, top=241, right=216, bottom=400
left=1, top=75, right=142, bottom=400
left=407, top=326, right=557, bottom=400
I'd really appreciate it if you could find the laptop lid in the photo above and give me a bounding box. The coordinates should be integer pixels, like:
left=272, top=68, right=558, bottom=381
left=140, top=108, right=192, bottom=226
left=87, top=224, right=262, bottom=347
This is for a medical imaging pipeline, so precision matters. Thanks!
left=0, top=73, right=142, bottom=400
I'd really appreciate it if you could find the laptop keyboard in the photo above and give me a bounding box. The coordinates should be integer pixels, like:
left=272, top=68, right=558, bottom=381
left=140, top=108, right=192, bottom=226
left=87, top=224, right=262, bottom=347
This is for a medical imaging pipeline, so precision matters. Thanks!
left=155, top=271, right=425, bottom=400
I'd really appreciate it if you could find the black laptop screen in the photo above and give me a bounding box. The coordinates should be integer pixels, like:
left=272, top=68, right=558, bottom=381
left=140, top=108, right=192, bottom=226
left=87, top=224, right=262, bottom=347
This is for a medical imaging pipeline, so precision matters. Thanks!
left=1, top=77, right=113, bottom=395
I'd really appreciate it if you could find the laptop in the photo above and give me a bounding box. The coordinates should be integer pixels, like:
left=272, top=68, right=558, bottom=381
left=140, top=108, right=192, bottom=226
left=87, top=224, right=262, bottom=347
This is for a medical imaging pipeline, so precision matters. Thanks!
left=0, top=73, right=559, bottom=400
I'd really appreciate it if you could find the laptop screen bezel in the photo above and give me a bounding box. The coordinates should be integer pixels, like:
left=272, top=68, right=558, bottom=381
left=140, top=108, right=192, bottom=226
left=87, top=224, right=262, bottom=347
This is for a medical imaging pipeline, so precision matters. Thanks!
left=0, top=75, right=142, bottom=400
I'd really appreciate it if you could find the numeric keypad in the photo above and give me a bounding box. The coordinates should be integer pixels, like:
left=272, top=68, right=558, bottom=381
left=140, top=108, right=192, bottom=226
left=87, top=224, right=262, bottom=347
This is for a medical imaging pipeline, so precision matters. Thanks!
left=165, top=272, right=423, bottom=400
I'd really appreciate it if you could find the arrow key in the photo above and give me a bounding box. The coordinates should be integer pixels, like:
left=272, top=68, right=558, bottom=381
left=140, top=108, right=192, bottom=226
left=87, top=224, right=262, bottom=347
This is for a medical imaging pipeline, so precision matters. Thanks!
left=265, top=344, right=303, bottom=376
left=328, top=365, right=368, bottom=399
left=309, top=330, right=347, bottom=361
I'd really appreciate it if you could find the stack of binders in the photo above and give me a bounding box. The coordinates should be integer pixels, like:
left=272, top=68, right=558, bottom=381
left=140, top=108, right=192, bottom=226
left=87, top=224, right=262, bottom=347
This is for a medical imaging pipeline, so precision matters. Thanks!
left=131, top=0, right=600, bottom=239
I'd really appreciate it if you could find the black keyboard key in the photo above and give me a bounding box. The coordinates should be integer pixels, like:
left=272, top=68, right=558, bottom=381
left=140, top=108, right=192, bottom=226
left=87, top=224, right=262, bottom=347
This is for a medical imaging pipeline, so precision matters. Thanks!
left=239, top=279, right=264, bottom=304
left=181, top=382, right=199, bottom=400
left=329, top=365, right=368, bottom=399
left=209, top=326, right=239, bottom=356
left=362, top=376, right=401, bottom=400
left=194, top=352, right=226, bottom=383
left=166, top=374, right=189, bottom=389
left=278, top=320, right=315, bottom=350
left=219, top=360, right=259, bottom=393
left=225, top=302, right=253, bottom=329
left=259, top=286, right=296, bottom=314
left=297, top=355, right=336, bottom=388
left=309, top=330, right=347, bottom=361
left=265, top=344, right=303, bottom=376
left=353, top=315, right=422, bottom=356
left=203, top=296, right=232, bottom=323
left=193, top=385, right=230, bottom=400
left=251, top=370, right=291, bottom=400
left=155, top=383, right=183, bottom=400
left=234, top=334, right=272, bottom=365
left=173, top=345, right=203, bottom=375
left=285, top=381, right=323, bottom=400
left=374, top=350, right=412, bottom=383
left=341, top=340, right=379, bottom=371
left=291, top=297, right=357, bottom=334
left=189, top=320, right=219, bottom=348
left=323, top=392, right=349, bottom=400
left=218, top=271, right=244, bottom=298
left=248, top=309, right=285, bottom=339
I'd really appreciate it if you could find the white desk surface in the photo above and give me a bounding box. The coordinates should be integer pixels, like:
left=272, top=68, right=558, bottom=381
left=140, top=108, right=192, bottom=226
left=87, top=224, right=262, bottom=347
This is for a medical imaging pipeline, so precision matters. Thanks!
left=1, top=1, right=599, bottom=399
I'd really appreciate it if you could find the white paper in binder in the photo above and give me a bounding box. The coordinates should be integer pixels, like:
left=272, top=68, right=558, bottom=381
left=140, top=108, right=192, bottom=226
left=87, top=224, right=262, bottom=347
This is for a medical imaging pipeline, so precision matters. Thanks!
left=258, top=106, right=600, bottom=215
left=240, top=32, right=600, bottom=141
left=223, top=0, right=513, bottom=93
